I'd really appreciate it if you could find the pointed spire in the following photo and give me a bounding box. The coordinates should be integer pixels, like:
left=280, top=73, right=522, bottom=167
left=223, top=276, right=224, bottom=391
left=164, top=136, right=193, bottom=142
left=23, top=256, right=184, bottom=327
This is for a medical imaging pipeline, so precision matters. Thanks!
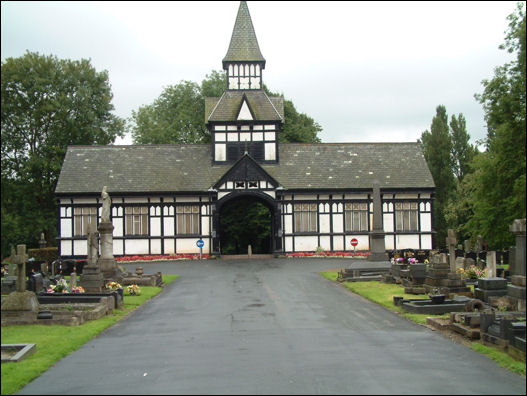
left=223, top=1, right=265, bottom=67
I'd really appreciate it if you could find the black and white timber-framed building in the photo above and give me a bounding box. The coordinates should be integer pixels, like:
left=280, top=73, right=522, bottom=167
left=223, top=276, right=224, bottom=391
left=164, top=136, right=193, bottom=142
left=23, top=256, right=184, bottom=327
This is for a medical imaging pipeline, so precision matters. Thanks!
left=55, top=1, right=436, bottom=259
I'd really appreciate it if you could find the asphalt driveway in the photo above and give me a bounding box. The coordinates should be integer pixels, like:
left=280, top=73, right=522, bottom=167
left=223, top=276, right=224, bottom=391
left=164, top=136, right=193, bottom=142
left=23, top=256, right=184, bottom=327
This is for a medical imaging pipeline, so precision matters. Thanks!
left=17, top=258, right=526, bottom=395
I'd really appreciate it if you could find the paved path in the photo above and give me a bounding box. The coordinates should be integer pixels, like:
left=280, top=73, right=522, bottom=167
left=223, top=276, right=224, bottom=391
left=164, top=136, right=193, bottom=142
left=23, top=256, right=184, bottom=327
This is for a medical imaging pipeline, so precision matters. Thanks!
left=18, top=258, right=526, bottom=395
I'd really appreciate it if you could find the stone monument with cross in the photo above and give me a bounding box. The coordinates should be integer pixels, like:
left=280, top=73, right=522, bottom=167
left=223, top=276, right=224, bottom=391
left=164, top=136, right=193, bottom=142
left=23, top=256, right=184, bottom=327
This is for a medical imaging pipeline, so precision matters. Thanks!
left=446, top=229, right=457, bottom=273
left=1, top=244, right=40, bottom=325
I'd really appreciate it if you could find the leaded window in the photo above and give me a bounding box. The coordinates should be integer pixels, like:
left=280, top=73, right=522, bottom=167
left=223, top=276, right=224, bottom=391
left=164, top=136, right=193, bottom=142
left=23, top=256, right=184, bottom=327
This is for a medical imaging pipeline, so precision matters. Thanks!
left=176, top=205, right=200, bottom=235
left=344, top=203, right=369, bottom=231
left=125, top=207, right=148, bottom=236
left=395, top=202, right=418, bottom=231
left=294, top=203, right=317, bottom=233
left=74, top=207, right=97, bottom=236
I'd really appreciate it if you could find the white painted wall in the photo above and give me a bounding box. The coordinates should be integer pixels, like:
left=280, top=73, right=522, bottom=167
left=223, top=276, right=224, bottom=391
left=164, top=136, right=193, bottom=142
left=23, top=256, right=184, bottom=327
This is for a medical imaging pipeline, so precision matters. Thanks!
left=345, top=235, right=369, bottom=251
left=125, top=239, right=149, bottom=255
left=396, top=234, right=420, bottom=250
left=151, top=217, right=161, bottom=237
left=113, top=239, right=123, bottom=255
left=74, top=239, right=87, bottom=256
left=421, top=234, right=432, bottom=249
left=285, top=236, right=293, bottom=252
left=333, top=214, right=343, bottom=233
left=319, top=236, right=331, bottom=251
left=61, top=219, right=72, bottom=238
left=113, top=218, right=123, bottom=237
left=385, top=234, right=394, bottom=250
left=420, top=213, right=432, bottom=232
left=61, top=240, right=72, bottom=256
left=294, top=236, right=318, bottom=251
left=164, top=239, right=175, bottom=254
left=383, top=213, right=394, bottom=232
left=319, top=214, right=330, bottom=233
left=215, top=144, right=226, bottom=161
left=333, top=236, right=344, bottom=251
left=164, top=217, right=175, bottom=236
left=151, top=239, right=162, bottom=254
left=177, top=238, right=203, bottom=254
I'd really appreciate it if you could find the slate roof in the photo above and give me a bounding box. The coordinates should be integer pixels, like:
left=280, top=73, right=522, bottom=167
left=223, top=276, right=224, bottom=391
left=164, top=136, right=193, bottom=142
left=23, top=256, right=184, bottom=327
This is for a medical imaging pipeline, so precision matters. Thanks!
left=223, top=1, right=265, bottom=66
left=205, top=91, right=284, bottom=122
left=55, top=143, right=435, bottom=195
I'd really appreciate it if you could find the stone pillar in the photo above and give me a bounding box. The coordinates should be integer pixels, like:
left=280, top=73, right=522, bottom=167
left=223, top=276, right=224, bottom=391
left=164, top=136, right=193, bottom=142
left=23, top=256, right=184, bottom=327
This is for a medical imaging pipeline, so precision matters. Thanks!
left=446, top=229, right=457, bottom=272
left=14, top=244, right=29, bottom=293
left=509, top=219, right=526, bottom=276
left=97, top=221, right=120, bottom=280
left=486, top=251, right=496, bottom=278
left=39, top=232, right=47, bottom=249
left=368, top=180, right=389, bottom=262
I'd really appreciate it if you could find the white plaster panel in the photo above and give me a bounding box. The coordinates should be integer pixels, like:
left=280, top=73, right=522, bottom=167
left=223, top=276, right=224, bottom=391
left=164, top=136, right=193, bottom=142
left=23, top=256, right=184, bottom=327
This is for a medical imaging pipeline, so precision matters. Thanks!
left=74, top=239, right=87, bottom=256
left=385, top=235, right=394, bottom=250
left=263, top=191, right=276, bottom=199
left=60, top=207, right=67, bottom=217
left=113, top=240, right=123, bottom=256
left=319, top=236, right=331, bottom=251
left=295, top=195, right=317, bottom=200
left=284, top=214, right=293, bottom=234
left=227, top=125, right=237, bottom=131
left=215, top=144, right=226, bottom=161
left=420, top=193, right=431, bottom=199
left=383, top=213, right=394, bottom=232
left=228, top=133, right=238, bottom=142
left=264, top=125, right=275, bottom=130
left=112, top=207, right=119, bottom=217
left=319, top=214, right=330, bottom=233
left=176, top=238, right=201, bottom=254
left=333, top=214, right=343, bottom=233
left=265, top=143, right=276, bottom=160
left=333, top=236, right=344, bottom=251
left=253, top=125, right=263, bottom=130
left=164, top=239, right=175, bottom=254
left=396, top=234, right=420, bottom=250
left=253, top=132, right=263, bottom=141
left=61, top=219, right=72, bottom=238
left=215, top=133, right=226, bottom=141
left=202, top=217, right=210, bottom=236
left=294, top=236, right=318, bottom=252
left=201, top=205, right=208, bottom=215
left=383, top=194, right=393, bottom=199
left=345, top=235, right=369, bottom=251
left=175, top=197, right=200, bottom=202
left=60, top=199, right=71, bottom=205
left=151, top=217, right=161, bottom=237
left=151, top=239, right=161, bottom=254
left=164, top=217, right=175, bottom=236
left=151, top=198, right=160, bottom=203
left=345, top=194, right=368, bottom=200
left=238, top=101, right=253, bottom=120
left=264, top=132, right=275, bottom=141
left=214, top=125, right=226, bottom=131
left=420, top=213, right=431, bottom=232
left=395, top=194, right=418, bottom=199
left=421, top=235, right=432, bottom=250
left=113, top=218, right=123, bottom=237
left=61, top=240, right=72, bottom=256
left=285, top=236, right=293, bottom=252
left=125, top=239, right=149, bottom=255
left=229, top=78, right=237, bottom=89
left=420, top=202, right=425, bottom=211
left=218, top=192, right=231, bottom=200
left=240, top=132, right=250, bottom=141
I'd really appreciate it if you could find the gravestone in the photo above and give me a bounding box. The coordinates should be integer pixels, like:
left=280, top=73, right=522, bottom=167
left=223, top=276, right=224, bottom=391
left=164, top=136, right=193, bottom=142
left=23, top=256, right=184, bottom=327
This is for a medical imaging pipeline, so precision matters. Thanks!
left=1, top=248, right=18, bottom=294
left=423, top=252, right=470, bottom=295
left=446, top=229, right=457, bottom=272
left=1, top=244, right=40, bottom=325
left=79, top=223, right=104, bottom=293
left=39, top=232, right=47, bottom=249
left=367, top=180, right=389, bottom=262
left=474, top=277, right=508, bottom=303
left=486, top=251, right=497, bottom=278
left=507, top=219, right=526, bottom=311
left=464, top=239, right=471, bottom=255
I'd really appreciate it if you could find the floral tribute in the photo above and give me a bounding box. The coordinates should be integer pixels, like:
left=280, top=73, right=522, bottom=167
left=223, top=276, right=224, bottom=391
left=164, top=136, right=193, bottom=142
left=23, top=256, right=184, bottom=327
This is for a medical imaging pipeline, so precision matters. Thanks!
left=46, top=279, right=85, bottom=294
left=285, top=251, right=370, bottom=258
left=457, top=265, right=488, bottom=279
left=71, top=286, right=85, bottom=294
left=126, top=284, right=142, bottom=296
left=106, top=281, right=122, bottom=290
left=116, top=254, right=209, bottom=263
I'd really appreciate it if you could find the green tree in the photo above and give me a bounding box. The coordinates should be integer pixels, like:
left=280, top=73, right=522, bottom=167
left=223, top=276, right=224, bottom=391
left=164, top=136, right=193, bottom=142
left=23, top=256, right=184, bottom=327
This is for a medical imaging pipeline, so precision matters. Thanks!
left=419, top=105, right=456, bottom=248
left=1, top=51, right=125, bottom=257
left=449, top=114, right=477, bottom=182
left=468, top=3, right=526, bottom=248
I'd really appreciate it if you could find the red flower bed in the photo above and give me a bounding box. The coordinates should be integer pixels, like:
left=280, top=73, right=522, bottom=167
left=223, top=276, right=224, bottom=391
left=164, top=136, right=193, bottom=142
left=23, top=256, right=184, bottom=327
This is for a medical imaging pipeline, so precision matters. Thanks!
left=285, top=251, right=369, bottom=258
left=116, top=254, right=209, bottom=262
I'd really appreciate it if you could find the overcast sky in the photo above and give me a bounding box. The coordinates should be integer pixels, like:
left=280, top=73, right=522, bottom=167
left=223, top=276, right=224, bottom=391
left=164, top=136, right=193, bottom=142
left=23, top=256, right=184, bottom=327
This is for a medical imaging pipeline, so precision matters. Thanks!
left=1, top=1, right=519, bottom=146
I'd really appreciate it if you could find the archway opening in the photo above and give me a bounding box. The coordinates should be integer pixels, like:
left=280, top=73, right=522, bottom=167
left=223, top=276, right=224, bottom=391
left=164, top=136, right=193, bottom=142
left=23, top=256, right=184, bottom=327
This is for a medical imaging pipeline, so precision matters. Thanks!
left=219, top=196, right=272, bottom=255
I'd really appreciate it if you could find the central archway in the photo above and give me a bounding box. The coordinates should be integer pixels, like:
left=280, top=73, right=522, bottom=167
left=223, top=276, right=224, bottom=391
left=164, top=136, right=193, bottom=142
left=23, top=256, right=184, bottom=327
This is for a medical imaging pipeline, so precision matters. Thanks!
left=213, top=191, right=282, bottom=256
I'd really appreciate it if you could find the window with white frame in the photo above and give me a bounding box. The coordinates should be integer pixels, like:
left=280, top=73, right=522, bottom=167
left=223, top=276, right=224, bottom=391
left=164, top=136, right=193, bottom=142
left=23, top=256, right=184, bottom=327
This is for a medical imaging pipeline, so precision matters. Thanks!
left=74, top=207, right=97, bottom=236
left=344, top=203, right=369, bottom=231
left=294, top=203, right=317, bottom=232
left=176, top=205, right=200, bottom=235
left=125, top=207, right=148, bottom=235
left=395, top=202, right=418, bottom=231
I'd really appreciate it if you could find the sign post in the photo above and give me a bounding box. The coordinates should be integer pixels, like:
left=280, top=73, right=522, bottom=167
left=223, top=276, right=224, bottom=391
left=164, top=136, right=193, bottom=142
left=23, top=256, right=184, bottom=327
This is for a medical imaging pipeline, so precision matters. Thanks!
left=350, top=238, right=358, bottom=254
left=196, top=239, right=204, bottom=260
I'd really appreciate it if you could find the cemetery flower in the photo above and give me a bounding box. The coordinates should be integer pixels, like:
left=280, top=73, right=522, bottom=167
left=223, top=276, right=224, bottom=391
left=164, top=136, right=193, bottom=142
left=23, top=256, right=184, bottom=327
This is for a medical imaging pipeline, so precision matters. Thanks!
left=48, top=279, right=69, bottom=293
left=126, top=284, right=141, bottom=296
left=71, top=286, right=85, bottom=294
left=457, top=265, right=487, bottom=279
left=408, top=257, right=418, bottom=264
left=106, top=281, right=122, bottom=290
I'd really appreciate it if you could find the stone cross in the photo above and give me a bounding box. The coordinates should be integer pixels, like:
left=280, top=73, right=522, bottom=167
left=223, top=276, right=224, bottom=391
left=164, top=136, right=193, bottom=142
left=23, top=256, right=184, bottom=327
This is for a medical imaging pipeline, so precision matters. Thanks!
left=39, top=232, right=47, bottom=249
left=13, top=244, right=29, bottom=293
left=446, top=229, right=457, bottom=272
left=486, top=251, right=497, bottom=278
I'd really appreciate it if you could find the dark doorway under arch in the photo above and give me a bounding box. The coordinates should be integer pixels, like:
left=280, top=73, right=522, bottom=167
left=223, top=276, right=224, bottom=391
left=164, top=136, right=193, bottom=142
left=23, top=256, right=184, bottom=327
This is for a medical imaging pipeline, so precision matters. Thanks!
left=219, top=196, right=272, bottom=255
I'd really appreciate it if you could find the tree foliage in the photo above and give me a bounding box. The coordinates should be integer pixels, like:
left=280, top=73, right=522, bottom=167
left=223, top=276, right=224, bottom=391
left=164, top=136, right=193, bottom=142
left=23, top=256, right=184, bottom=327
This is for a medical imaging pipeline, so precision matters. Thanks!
left=1, top=51, right=125, bottom=257
left=466, top=3, right=526, bottom=248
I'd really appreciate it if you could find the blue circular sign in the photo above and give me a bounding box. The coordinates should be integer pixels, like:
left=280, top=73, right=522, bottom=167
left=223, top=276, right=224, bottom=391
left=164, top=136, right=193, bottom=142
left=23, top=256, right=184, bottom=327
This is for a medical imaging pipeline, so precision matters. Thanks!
left=196, top=239, right=204, bottom=248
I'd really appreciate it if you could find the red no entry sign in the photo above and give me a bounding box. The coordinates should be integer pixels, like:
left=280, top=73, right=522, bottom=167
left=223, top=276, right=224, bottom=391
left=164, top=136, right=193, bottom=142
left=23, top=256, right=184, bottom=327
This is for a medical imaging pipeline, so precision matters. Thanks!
left=350, top=238, right=358, bottom=247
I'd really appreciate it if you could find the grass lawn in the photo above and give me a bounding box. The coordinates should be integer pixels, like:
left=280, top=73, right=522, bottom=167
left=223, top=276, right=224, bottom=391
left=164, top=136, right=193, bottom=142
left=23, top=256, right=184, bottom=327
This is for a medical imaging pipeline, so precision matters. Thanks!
left=1, top=274, right=179, bottom=395
left=320, top=271, right=526, bottom=376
